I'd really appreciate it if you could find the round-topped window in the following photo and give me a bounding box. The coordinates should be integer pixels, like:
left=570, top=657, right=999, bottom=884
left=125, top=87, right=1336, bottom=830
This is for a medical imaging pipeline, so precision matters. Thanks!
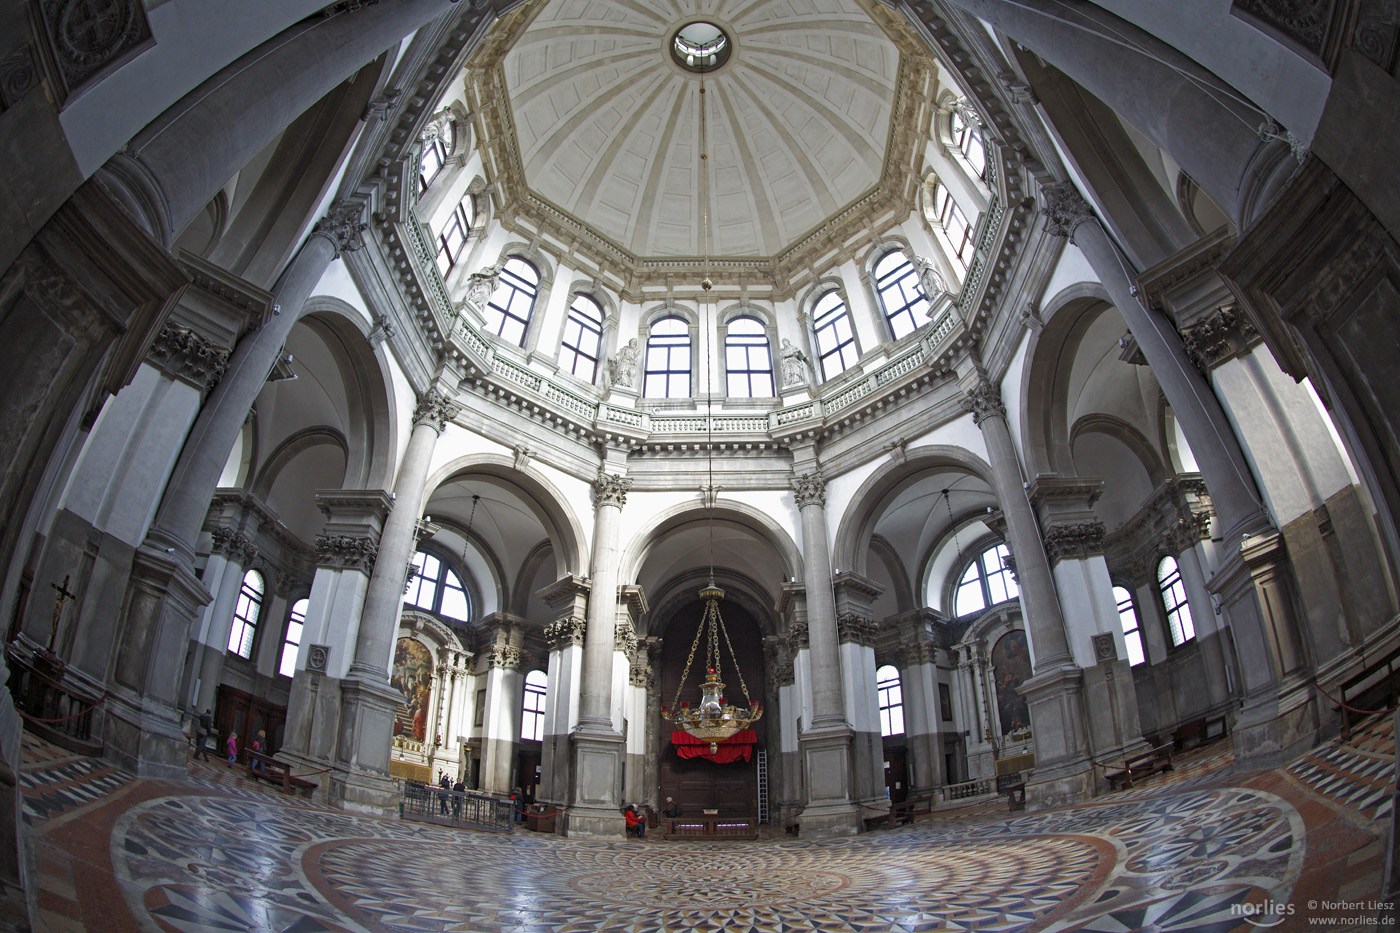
left=671, top=21, right=731, bottom=72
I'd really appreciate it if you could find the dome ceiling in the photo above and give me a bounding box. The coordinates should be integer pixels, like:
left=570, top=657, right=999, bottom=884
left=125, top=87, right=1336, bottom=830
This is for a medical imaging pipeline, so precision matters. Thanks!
left=500, top=0, right=902, bottom=259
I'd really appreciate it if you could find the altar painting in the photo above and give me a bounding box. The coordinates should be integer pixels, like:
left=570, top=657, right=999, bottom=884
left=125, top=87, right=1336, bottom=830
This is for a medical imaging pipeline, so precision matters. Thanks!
left=392, top=637, right=433, bottom=740
left=991, top=630, right=1032, bottom=736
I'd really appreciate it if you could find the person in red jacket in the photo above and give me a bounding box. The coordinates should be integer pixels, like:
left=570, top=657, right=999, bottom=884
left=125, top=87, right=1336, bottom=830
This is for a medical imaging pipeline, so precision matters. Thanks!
left=624, top=804, right=646, bottom=839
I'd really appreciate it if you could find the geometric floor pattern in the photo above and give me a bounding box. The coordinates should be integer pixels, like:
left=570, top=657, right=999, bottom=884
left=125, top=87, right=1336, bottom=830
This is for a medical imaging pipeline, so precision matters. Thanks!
left=19, top=725, right=1397, bottom=933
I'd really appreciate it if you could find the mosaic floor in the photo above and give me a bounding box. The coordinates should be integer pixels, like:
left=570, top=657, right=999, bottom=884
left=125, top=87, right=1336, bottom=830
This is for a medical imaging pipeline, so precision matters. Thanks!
left=19, top=717, right=1396, bottom=933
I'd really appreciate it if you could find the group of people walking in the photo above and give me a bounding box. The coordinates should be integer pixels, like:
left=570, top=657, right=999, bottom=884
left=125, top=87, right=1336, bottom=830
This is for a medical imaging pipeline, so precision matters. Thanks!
left=625, top=797, right=683, bottom=839
left=190, top=708, right=266, bottom=769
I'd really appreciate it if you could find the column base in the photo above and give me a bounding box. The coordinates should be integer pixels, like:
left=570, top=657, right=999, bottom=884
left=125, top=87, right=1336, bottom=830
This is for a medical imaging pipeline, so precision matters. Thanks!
left=1024, top=763, right=1096, bottom=811
left=327, top=764, right=398, bottom=816
left=797, top=720, right=861, bottom=836
left=102, top=686, right=188, bottom=781
left=562, top=726, right=624, bottom=838
left=328, top=675, right=403, bottom=816
left=1232, top=677, right=1319, bottom=771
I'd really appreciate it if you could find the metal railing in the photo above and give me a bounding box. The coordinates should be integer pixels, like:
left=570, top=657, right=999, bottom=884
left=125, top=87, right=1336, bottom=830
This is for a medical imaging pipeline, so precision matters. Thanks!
left=400, top=782, right=514, bottom=834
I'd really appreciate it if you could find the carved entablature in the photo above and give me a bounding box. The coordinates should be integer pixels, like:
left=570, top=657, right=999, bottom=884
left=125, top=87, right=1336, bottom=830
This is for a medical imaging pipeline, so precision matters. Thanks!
left=1040, top=181, right=1095, bottom=240
left=1103, top=474, right=1215, bottom=582
left=488, top=645, right=526, bottom=671
left=147, top=324, right=229, bottom=391
left=593, top=471, right=632, bottom=509
left=1182, top=305, right=1260, bottom=371
left=790, top=471, right=826, bottom=508
left=1042, top=521, right=1107, bottom=565
left=836, top=612, right=878, bottom=647
left=412, top=389, right=456, bottom=433
left=545, top=617, right=586, bottom=649
left=315, top=534, right=378, bottom=574
left=210, top=526, right=258, bottom=567
left=961, top=378, right=1005, bottom=426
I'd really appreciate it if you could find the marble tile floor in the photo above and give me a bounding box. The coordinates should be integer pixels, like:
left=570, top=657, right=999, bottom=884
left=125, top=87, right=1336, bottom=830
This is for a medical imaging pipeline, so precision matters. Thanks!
left=18, top=720, right=1395, bottom=933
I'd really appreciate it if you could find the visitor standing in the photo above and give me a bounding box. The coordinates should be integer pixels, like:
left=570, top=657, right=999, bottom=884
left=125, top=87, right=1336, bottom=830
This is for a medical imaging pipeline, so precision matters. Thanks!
left=226, top=732, right=238, bottom=767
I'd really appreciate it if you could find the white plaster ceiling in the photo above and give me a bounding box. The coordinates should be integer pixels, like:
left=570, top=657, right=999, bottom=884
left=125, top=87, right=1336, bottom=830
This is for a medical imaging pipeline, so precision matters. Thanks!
left=502, top=0, right=900, bottom=258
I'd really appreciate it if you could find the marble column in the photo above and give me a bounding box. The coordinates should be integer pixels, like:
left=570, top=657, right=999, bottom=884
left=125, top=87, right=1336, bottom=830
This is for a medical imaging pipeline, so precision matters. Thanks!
left=331, top=388, right=455, bottom=813
left=565, top=470, right=629, bottom=837
left=960, top=373, right=1092, bottom=807
left=536, top=575, right=589, bottom=809
left=790, top=470, right=861, bottom=835
left=190, top=528, right=260, bottom=714
left=480, top=638, right=526, bottom=796
left=899, top=639, right=947, bottom=793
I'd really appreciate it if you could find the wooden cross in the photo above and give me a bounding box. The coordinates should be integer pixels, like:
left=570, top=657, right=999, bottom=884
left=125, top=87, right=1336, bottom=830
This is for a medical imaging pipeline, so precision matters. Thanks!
left=48, top=574, right=77, bottom=654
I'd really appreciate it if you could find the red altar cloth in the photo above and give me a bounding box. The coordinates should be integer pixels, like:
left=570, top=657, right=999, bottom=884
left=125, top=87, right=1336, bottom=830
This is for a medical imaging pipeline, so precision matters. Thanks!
left=670, top=729, right=757, bottom=764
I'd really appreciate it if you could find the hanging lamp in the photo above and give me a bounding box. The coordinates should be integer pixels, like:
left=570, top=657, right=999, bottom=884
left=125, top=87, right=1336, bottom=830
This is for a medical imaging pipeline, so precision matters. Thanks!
left=661, top=52, right=762, bottom=755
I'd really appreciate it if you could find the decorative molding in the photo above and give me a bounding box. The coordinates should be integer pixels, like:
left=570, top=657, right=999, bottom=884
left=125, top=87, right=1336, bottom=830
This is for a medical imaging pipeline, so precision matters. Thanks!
left=1091, top=632, right=1118, bottom=664
left=592, top=471, right=632, bottom=509
left=997, top=73, right=1038, bottom=105
left=790, top=471, right=826, bottom=508
left=628, top=663, right=652, bottom=688
left=311, top=200, right=368, bottom=258
left=210, top=526, right=257, bottom=567
left=512, top=445, right=534, bottom=471
left=1040, top=182, right=1095, bottom=240
left=273, top=572, right=297, bottom=600
left=788, top=620, right=809, bottom=650
left=1104, top=475, right=1215, bottom=580
left=412, top=389, right=456, bottom=433
left=1354, top=0, right=1399, bottom=69
left=0, top=46, right=41, bottom=110
left=362, top=88, right=401, bottom=124
left=544, top=617, right=586, bottom=649
left=314, top=534, right=378, bottom=574
left=1182, top=304, right=1260, bottom=370
left=34, top=0, right=153, bottom=103
left=1232, top=0, right=1334, bottom=56
left=613, top=621, right=638, bottom=658
left=322, top=0, right=380, bottom=17
left=961, top=378, right=1005, bottom=426
left=306, top=644, right=330, bottom=674
left=146, top=324, right=229, bottom=391
left=487, top=645, right=526, bottom=671
left=836, top=612, right=877, bottom=647
left=1042, top=521, right=1107, bottom=565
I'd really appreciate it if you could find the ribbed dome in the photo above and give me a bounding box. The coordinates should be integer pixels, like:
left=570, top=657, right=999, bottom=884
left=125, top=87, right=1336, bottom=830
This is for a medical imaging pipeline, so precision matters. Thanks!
left=501, top=0, right=900, bottom=258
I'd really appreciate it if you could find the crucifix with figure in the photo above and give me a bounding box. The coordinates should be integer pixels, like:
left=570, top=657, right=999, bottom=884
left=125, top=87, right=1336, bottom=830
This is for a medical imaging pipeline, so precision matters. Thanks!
left=48, top=575, right=77, bottom=655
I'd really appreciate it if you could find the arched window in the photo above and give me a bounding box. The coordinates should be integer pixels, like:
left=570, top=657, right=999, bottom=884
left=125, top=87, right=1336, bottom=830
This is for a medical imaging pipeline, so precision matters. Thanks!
left=279, top=598, right=307, bottom=677
left=876, top=664, right=904, bottom=737
left=560, top=294, right=604, bottom=381
left=931, top=181, right=974, bottom=271
left=406, top=550, right=470, bottom=623
left=873, top=250, right=930, bottom=341
left=1157, top=556, right=1195, bottom=647
left=483, top=257, right=539, bottom=346
left=725, top=316, right=774, bottom=398
left=434, top=194, right=476, bottom=277
left=643, top=316, right=691, bottom=398
left=951, top=108, right=987, bottom=178
left=227, top=569, right=264, bottom=659
left=521, top=669, right=548, bottom=741
left=954, top=543, right=1019, bottom=617
left=811, top=290, right=857, bottom=380
left=1113, top=585, right=1145, bottom=666
left=419, top=132, right=450, bottom=191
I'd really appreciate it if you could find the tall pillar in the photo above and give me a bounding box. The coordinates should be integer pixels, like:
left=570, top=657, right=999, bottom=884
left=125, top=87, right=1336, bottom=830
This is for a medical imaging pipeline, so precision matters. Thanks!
left=790, top=468, right=861, bottom=835
left=1043, top=186, right=1314, bottom=765
left=565, top=469, right=629, bottom=837
left=479, top=627, right=526, bottom=796
left=330, top=388, right=455, bottom=813
left=960, top=371, right=1092, bottom=807
left=536, top=575, right=589, bottom=809
left=897, top=630, right=947, bottom=793
left=833, top=572, right=886, bottom=807
left=190, top=528, right=260, bottom=714
left=617, top=585, right=649, bottom=808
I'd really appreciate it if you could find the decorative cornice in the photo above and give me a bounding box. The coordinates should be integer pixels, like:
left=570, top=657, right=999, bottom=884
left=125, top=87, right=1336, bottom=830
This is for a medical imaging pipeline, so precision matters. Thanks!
left=210, top=526, right=258, bottom=567
left=312, top=200, right=368, bottom=258
left=314, top=534, right=378, bottom=574
left=1042, top=521, right=1107, bottom=565
left=1104, top=475, right=1215, bottom=579
left=545, top=617, right=586, bottom=649
left=146, top=324, right=229, bottom=390
left=791, top=471, right=826, bottom=508
left=837, top=612, right=877, bottom=647
left=412, top=389, right=456, bottom=433
left=1040, top=182, right=1095, bottom=240
left=961, top=378, right=1005, bottom=426
left=592, top=471, right=631, bottom=509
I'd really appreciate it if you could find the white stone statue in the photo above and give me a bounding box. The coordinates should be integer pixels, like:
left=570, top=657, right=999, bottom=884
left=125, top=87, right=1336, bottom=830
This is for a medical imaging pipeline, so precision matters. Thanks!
left=463, top=263, right=502, bottom=311
left=914, top=255, right=950, bottom=301
left=609, top=338, right=640, bottom=388
left=780, top=339, right=810, bottom=388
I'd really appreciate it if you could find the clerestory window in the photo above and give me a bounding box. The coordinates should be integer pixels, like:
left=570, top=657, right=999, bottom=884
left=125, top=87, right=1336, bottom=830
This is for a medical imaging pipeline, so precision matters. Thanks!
left=521, top=669, right=547, bottom=742
left=873, top=250, right=930, bottom=341
left=406, top=550, right=470, bottom=623
left=1157, top=556, right=1195, bottom=647
left=643, top=316, right=691, bottom=398
left=483, top=257, right=539, bottom=347
left=954, top=543, right=1019, bottom=617
left=227, top=569, right=263, bottom=660
left=725, top=316, right=774, bottom=398
left=560, top=294, right=604, bottom=382
left=877, top=664, right=905, bottom=737
left=811, top=290, right=858, bottom=381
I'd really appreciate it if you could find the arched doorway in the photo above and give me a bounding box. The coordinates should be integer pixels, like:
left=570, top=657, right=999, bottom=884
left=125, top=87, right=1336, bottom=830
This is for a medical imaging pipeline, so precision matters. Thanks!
left=657, top=595, right=767, bottom=818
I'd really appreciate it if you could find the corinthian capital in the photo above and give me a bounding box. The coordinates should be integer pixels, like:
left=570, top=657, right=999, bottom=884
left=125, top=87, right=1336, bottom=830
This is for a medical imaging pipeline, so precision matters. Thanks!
left=593, top=471, right=632, bottom=509
left=412, top=389, right=456, bottom=433
left=210, top=527, right=258, bottom=567
left=1040, top=182, right=1094, bottom=240
left=961, top=379, right=1006, bottom=426
left=791, top=471, right=826, bottom=508
left=312, top=200, right=368, bottom=257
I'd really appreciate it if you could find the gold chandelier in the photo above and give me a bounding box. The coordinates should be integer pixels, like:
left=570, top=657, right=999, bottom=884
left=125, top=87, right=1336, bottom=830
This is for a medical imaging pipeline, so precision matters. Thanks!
left=661, top=49, right=762, bottom=755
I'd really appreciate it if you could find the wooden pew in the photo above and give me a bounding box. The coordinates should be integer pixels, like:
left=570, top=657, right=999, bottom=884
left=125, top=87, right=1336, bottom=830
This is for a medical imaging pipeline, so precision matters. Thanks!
left=1105, top=744, right=1174, bottom=791
left=246, top=750, right=317, bottom=797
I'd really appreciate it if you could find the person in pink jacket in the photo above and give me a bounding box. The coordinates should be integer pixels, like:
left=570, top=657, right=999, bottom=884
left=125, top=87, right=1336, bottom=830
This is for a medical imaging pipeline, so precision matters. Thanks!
left=226, top=732, right=238, bottom=767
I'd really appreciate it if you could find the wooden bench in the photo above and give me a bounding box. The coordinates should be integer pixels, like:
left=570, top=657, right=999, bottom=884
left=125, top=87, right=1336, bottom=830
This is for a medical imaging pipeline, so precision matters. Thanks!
left=246, top=750, right=317, bottom=797
left=1005, top=784, right=1026, bottom=811
left=1105, top=744, right=1174, bottom=791
left=1172, top=714, right=1230, bottom=752
left=864, top=792, right=935, bottom=830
